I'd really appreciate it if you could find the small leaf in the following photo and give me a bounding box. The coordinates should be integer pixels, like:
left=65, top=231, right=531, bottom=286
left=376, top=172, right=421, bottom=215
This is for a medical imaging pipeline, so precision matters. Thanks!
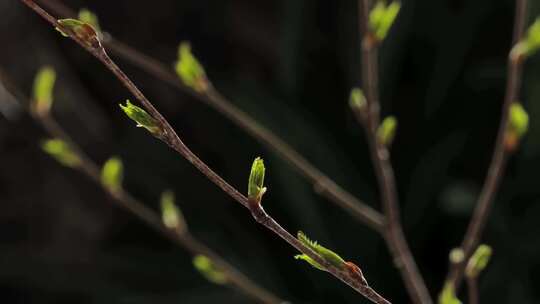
left=349, top=87, right=366, bottom=111
left=465, top=244, right=492, bottom=278
left=193, top=255, right=227, bottom=285
left=294, top=254, right=325, bottom=271
left=119, top=100, right=161, bottom=135
left=32, top=66, right=56, bottom=115
left=160, top=190, right=186, bottom=232
left=56, top=18, right=100, bottom=49
left=248, top=157, right=267, bottom=202
left=41, top=138, right=80, bottom=168
left=297, top=231, right=346, bottom=270
left=438, top=282, right=462, bottom=304
left=511, top=18, right=540, bottom=60
left=175, top=42, right=208, bottom=92
left=377, top=116, right=398, bottom=146
left=101, top=156, right=123, bottom=192
left=369, top=1, right=401, bottom=41
left=78, top=9, right=101, bottom=32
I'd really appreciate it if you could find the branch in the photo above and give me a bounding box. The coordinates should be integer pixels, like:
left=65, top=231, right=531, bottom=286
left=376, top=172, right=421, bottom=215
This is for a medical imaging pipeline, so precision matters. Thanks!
left=354, top=1, right=432, bottom=303
left=0, top=69, right=285, bottom=304
left=445, top=0, right=528, bottom=291
left=18, top=1, right=391, bottom=303
left=466, top=277, right=478, bottom=304
left=35, top=0, right=385, bottom=233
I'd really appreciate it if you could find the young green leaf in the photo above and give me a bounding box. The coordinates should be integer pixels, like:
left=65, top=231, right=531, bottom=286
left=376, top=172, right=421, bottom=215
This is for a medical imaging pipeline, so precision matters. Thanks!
left=119, top=100, right=162, bottom=135
left=78, top=9, right=101, bottom=32
left=438, top=282, right=462, bottom=304
left=101, top=156, right=123, bottom=192
left=248, top=157, right=267, bottom=202
left=377, top=116, right=398, bottom=146
left=160, top=190, right=187, bottom=232
left=349, top=87, right=367, bottom=111
left=294, top=254, right=325, bottom=271
left=511, top=18, right=540, bottom=60
left=193, top=255, right=227, bottom=285
left=296, top=231, right=346, bottom=270
left=41, top=138, right=80, bottom=168
left=32, top=66, right=56, bottom=115
left=175, top=42, right=208, bottom=92
left=56, top=18, right=101, bottom=49
left=465, top=244, right=492, bottom=278
left=369, top=1, right=401, bottom=41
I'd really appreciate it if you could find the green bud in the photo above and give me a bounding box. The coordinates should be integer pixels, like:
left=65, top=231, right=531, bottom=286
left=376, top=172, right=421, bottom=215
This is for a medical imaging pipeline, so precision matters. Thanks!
left=119, top=100, right=161, bottom=135
left=465, top=244, right=492, bottom=278
left=438, top=282, right=462, bottom=304
left=449, top=248, right=465, bottom=264
left=508, top=102, right=529, bottom=138
left=248, top=157, right=267, bottom=202
left=56, top=18, right=100, bottom=49
left=160, top=190, right=186, bottom=232
left=78, top=9, right=101, bottom=33
left=41, top=138, right=80, bottom=168
left=175, top=42, right=208, bottom=92
left=349, top=87, right=366, bottom=111
left=369, top=1, right=401, bottom=41
left=101, top=156, right=123, bottom=192
left=296, top=231, right=346, bottom=270
left=377, top=116, right=398, bottom=146
left=32, top=66, right=56, bottom=115
left=193, top=255, right=227, bottom=285
left=511, top=18, right=540, bottom=60
left=505, top=102, right=529, bottom=151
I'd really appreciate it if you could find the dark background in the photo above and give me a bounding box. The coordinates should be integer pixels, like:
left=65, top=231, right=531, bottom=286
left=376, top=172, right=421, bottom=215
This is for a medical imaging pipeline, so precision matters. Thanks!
left=1, top=0, right=540, bottom=303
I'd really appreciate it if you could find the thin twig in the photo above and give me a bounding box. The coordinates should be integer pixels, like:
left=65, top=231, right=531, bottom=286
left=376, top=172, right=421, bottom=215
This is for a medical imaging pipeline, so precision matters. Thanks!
left=355, top=1, right=432, bottom=303
left=445, top=0, right=528, bottom=291
left=466, top=277, right=479, bottom=304
left=18, top=1, right=391, bottom=303
left=0, top=70, right=285, bottom=304
left=35, top=0, right=385, bottom=232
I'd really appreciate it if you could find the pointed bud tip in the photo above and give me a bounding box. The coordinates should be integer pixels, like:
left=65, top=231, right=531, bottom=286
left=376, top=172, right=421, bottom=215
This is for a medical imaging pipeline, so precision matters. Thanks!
left=248, top=157, right=266, bottom=201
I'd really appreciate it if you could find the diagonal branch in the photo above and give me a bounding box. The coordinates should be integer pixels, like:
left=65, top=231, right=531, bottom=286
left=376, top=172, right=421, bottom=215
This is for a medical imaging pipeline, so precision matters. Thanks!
left=18, top=1, right=391, bottom=303
left=354, top=1, right=432, bottom=303
left=35, top=0, right=385, bottom=232
left=0, top=69, right=285, bottom=304
left=445, top=0, right=528, bottom=291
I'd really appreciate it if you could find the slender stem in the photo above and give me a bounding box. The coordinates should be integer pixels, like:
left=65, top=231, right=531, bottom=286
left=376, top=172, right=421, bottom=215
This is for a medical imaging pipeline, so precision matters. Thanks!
left=466, top=277, right=479, bottom=304
left=35, top=0, right=385, bottom=232
left=445, top=0, right=528, bottom=291
left=355, top=1, right=432, bottom=304
left=0, top=70, right=284, bottom=304
left=18, top=1, right=391, bottom=303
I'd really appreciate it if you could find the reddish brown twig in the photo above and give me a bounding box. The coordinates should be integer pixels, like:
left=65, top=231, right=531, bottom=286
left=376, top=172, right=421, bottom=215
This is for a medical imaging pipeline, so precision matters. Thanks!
left=18, top=1, right=390, bottom=302
left=0, top=69, right=285, bottom=304
left=466, top=277, right=479, bottom=304
left=445, top=0, right=528, bottom=291
left=354, top=1, right=432, bottom=303
left=35, top=0, right=385, bottom=232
